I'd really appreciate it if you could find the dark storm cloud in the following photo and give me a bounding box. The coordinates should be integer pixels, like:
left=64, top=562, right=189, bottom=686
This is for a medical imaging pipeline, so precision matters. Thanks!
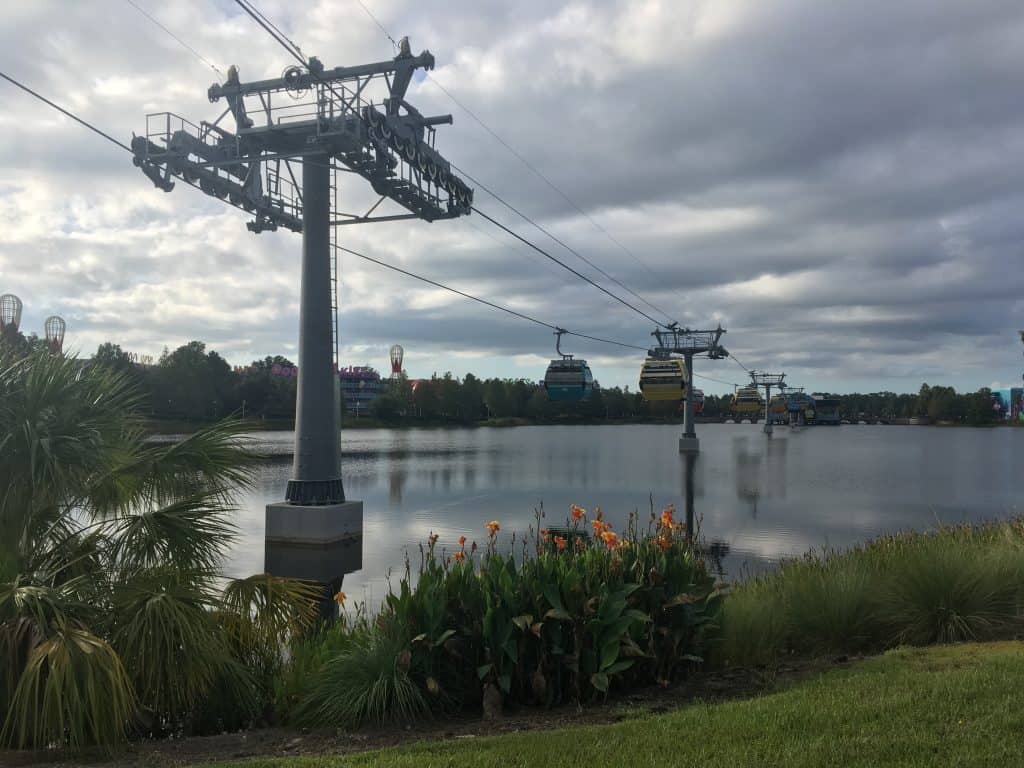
left=1, top=0, right=1021, bottom=392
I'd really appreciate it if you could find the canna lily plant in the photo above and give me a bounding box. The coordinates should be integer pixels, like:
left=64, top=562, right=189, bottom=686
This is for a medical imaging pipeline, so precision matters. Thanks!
left=0, top=347, right=320, bottom=750
left=291, top=503, right=723, bottom=727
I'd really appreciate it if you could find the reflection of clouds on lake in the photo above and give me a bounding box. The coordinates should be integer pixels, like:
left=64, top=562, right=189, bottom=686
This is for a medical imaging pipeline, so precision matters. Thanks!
left=224, top=424, right=1024, bottom=601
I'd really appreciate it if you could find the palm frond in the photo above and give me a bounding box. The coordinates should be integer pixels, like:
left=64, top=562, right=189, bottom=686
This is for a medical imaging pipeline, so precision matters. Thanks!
left=111, top=570, right=231, bottom=721
left=220, top=574, right=321, bottom=659
left=97, top=420, right=259, bottom=515
left=107, top=491, right=237, bottom=573
left=0, top=626, right=135, bottom=750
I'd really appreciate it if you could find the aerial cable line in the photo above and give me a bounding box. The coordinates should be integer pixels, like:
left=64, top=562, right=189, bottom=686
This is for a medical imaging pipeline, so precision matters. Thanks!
left=0, top=70, right=271, bottom=222
left=233, top=0, right=678, bottom=330
left=353, top=0, right=400, bottom=50
left=351, top=0, right=666, bottom=282
left=124, top=0, right=223, bottom=75
left=472, top=206, right=668, bottom=328
left=0, top=69, right=649, bottom=361
left=246, top=0, right=678, bottom=328
left=0, top=71, right=132, bottom=152
left=334, top=244, right=647, bottom=352
left=452, top=162, right=678, bottom=326
left=233, top=0, right=305, bottom=62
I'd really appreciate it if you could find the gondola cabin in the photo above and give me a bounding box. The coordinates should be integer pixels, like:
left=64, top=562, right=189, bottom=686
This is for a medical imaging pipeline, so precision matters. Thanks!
left=730, top=386, right=764, bottom=416
left=543, top=358, right=595, bottom=402
left=639, top=357, right=687, bottom=402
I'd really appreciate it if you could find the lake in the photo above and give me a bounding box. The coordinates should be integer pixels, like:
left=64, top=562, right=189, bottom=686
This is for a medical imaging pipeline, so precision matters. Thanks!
left=223, top=423, right=1022, bottom=605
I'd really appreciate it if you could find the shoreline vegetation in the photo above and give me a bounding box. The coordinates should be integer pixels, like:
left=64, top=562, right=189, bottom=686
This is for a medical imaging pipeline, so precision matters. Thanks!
left=4, top=347, right=1024, bottom=764
left=147, top=414, right=1024, bottom=434
left=9, top=335, right=1002, bottom=428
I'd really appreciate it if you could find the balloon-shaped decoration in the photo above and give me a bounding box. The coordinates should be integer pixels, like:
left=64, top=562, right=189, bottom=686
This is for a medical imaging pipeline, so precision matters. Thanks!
left=390, top=344, right=404, bottom=379
left=0, top=293, right=23, bottom=336
left=44, top=315, right=66, bottom=354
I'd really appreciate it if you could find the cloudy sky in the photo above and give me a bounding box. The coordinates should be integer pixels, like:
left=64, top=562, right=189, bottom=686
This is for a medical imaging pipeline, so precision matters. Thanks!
left=1, top=0, right=1022, bottom=394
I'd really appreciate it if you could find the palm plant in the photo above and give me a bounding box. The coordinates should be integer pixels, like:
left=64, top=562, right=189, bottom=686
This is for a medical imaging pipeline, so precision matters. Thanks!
left=0, top=347, right=319, bottom=749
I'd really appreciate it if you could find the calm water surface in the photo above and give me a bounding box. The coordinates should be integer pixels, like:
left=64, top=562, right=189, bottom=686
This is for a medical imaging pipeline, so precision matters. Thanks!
left=222, top=424, right=1022, bottom=604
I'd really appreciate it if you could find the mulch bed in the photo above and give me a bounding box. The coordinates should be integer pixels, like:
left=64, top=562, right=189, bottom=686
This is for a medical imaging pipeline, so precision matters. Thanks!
left=3, top=656, right=855, bottom=767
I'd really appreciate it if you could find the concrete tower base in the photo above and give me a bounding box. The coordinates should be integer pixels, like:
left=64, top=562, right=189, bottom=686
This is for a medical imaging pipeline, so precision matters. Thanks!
left=265, top=501, right=363, bottom=546
left=678, top=436, right=700, bottom=453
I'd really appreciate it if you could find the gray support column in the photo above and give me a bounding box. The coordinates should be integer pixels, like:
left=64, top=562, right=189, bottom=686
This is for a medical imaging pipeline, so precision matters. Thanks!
left=679, top=352, right=699, bottom=453
left=683, top=352, right=696, bottom=439
left=763, top=385, right=773, bottom=435
left=267, top=155, right=362, bottom=553
left=286, top=155, right=344, bottom=505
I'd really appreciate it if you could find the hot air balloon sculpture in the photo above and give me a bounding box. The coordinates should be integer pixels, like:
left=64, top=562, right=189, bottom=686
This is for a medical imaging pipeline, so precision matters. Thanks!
left=390, top=344, right=404, bottom=381
left=0, top=293, right=23, bottom=341
left=44, top=315, right=66, bottom=355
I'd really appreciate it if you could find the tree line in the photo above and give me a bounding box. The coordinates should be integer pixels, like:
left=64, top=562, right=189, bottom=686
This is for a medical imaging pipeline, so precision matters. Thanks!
left=74, top=340, right=1009, bottom=426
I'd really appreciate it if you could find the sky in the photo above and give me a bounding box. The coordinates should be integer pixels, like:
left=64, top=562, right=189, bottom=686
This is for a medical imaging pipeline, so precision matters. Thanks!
left=0, top=0, right=1022, bottom=395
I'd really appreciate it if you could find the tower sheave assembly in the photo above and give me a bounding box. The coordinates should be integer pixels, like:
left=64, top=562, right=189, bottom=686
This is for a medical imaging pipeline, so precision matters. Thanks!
left=648, top=324, right=728, bottom=453
left=131, top=40, right=472, bottom=576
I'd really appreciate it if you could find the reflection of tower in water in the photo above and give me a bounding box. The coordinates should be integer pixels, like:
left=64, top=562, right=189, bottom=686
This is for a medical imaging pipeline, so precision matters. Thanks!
left=265, top=536, right=363, bottom=622
left=681, top=453, right=731, bottom=576
left=732, top=435, right=790, bottom=519
left=389, top=462, right=407, bottom=504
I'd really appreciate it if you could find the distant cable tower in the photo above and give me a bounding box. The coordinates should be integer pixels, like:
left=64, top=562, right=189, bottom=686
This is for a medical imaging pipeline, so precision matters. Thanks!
left=749, top=370, right=787, bottom=435
left=44, top=315, right=66, bottom=355
left=0, top=294, right=23, bottom=341
left=389, top=344, right=404, bottom=381
left=649, top=323, right=728, bottom=454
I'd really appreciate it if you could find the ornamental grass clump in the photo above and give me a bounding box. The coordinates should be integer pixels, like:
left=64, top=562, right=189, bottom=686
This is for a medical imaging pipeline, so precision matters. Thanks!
left=289, top=504, right=723, bottom=727
left=717, top=521, right=1024, bottom=668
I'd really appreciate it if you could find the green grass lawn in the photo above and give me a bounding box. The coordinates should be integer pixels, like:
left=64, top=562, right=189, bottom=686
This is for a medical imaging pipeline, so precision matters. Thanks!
left=212, top=642, right=1024, bottom=768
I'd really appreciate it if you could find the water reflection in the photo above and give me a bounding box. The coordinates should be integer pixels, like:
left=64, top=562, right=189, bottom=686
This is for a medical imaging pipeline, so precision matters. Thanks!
left=220, top=425, right=1023, bottom=607
left=265, top=536, right=364, bottom=620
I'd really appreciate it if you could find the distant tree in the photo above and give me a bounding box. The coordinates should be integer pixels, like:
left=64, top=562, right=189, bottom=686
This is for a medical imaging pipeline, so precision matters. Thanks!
left=151, top=341, right=237, bottom=421
left=371, top=391, right=405, bottom=422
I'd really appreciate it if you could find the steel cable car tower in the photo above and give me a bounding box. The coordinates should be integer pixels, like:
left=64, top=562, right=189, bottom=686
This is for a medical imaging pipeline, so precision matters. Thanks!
left=131, top=37, right=472, bottom=553
left=749, top=370, right=786, bottom=434
left=649, top=323, right=728, bottom=453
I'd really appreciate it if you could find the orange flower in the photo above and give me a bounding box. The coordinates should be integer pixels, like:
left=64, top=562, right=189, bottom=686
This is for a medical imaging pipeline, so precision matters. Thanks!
left=458, top=535, right=467, bottom=547
left=451, top=550, right=466, bottom=562
left=571, top=504, right=586, bottom=522
left=660, top=505, right=675, bottom=529
left=591, top=519, right=608, bottom=536
left=485, top=520, right=500, bottom=537
left=655, top=534, right=672, bottom=552
left=600, top=530, right=619, bottom=549
left=554, top=535, right=568, bottom=551
left=334, top=590, right=347, bottom=605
